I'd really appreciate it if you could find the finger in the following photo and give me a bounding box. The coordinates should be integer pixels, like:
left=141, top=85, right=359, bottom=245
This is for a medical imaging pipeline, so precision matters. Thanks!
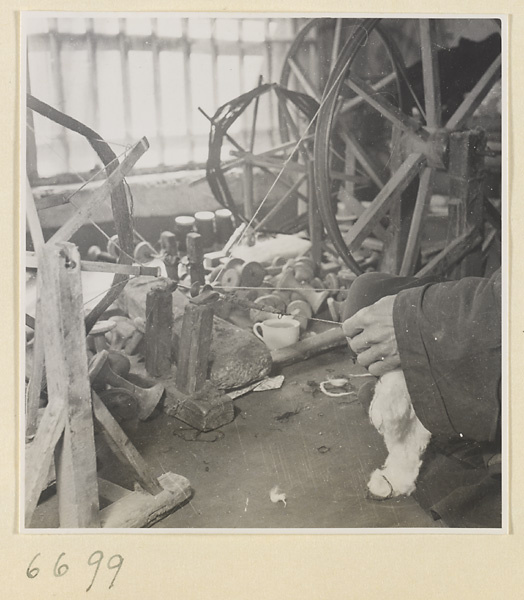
left=348, top=332, right=371, bottom=354
left=355, top=343, right=391, bottom=369
left=341, top=307, right=369, bottom=338
left=368, top=356, right=400, bottom=377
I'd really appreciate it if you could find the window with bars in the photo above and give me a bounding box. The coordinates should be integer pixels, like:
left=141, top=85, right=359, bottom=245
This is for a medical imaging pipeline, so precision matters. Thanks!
left=25, top=15, right=309, bottom=184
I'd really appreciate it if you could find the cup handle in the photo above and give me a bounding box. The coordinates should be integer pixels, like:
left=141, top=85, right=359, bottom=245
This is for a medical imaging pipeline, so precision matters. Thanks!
left=253, top=322, right=264, bottom=341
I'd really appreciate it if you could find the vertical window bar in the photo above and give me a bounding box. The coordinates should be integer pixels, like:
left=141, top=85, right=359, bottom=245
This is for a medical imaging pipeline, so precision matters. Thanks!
left=25, top=57, right=39, bottom=182
left=238, top=19, right=247, bottom=147
left=181, top=18, right=194, bottom=162
left=48, top=17, right=70, bottom=172
left=210, top=18, right=219, bottom=111
left=151, top=18, right=165, bottom=164
left=264, top=18, right=276, bottom=146
left=86, top=18, right=100, bottom=133
left=118, top=18, right=132, bottom=144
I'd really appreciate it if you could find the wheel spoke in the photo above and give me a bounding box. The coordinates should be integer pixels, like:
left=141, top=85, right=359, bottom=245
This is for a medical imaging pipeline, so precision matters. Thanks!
left=340, top=130, right=387, bottom=189
left=338, top=187, right=388, bottom=241
left=343, top=73, right=429, bottom=142
left=445, top=55, right=501, bottom=130
left=340, top=72, right=398, bottom=114
left=344, top=152, right=427, bottom=251
left=253, top=174, right=308, bottom=232
left=399, top=167, right=435, bottom=275
left=419, top=19, right=441, bottom=128
left=288, top=57, right=322, bottom=102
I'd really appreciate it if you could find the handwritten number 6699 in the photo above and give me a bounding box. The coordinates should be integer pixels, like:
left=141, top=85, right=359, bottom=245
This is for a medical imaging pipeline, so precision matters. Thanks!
left=26, top=551, right=124, bottom=591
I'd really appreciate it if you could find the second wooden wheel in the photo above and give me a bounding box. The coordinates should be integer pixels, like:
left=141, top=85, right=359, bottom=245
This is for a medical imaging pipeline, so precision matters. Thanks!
left=314, top=18, right=502, bottom=276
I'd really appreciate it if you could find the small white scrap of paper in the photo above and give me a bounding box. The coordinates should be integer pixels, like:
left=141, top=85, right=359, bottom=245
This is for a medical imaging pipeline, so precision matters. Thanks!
left=228, top=375, right=285, bottom=400
left=270, top=486, right=287, bottom=506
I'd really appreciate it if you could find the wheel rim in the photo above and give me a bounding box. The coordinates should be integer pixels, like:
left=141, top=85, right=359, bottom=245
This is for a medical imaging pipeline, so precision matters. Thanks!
left=314, top=18, right=501, bottom=275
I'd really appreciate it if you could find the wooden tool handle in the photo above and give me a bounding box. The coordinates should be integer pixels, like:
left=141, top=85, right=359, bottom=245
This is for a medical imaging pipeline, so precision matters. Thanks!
left=270, top=327, right=348, bottom=368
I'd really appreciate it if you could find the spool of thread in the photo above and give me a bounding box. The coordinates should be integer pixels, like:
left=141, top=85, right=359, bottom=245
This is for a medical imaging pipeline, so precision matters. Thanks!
left=174, top=215, right=195, bottom=252
left=194, top=211, right=215, bottom=248
left=215, top=208, right=234, bottom=244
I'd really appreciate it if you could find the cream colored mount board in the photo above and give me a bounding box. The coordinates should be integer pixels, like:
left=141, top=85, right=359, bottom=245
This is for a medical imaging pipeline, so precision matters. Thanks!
left=4, top=4, right=520, bottom=600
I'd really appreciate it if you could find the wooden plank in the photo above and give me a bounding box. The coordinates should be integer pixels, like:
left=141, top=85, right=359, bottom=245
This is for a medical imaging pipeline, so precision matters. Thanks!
left=344, top=153, right=427, bottom=252
left=25, top=179, right=46, bottom=440
left=399, top=167, right=435, bottom=276
left=176, top=304, right=214, bottom=395
left=99, top=472, right=191, bottom=528
left=419, top=20, right=442, bottom=129
left=38, top=242, right=100, bottom=528
left=92, top=391, right=163, bottom=495
left=344, top=74, right=430, bottom=142
left=26, top=252, right=160, bottom=277
left=47, top=137, right=148, bottom=246
left=24, top=402, right=66, bottom=527
left=446, top=56, right=501, bottom=131
left=145, top=282, right=173, bottom=378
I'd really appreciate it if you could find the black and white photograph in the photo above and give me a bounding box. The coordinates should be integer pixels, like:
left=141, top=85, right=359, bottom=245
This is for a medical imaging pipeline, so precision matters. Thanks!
left=22, top=13, right=505, bottom=532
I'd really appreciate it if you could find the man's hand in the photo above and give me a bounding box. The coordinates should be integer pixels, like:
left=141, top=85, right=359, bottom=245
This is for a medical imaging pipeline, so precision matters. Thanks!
left=342, top=294, right=400, bottom=377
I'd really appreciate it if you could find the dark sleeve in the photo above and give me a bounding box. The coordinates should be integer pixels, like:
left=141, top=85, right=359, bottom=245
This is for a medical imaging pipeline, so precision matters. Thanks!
left=393, top=269, right=501, bottom=443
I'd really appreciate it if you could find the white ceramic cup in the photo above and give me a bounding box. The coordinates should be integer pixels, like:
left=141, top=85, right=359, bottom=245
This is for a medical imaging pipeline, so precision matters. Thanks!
left=252, top=317, right=300, bottom=350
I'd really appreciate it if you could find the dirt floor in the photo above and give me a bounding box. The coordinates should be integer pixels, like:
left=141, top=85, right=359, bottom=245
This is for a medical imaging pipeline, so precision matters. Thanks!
left=30, top=347, right=442, bottom=530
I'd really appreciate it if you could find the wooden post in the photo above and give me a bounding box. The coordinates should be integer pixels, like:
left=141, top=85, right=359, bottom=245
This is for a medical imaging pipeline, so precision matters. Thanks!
left=187, top=232, right=206, bottom=286
left=145, top=281, right=173, bottom=377
left=176, top=304, right=214, bottom=395
left=36, top=242, right=100, bottom=528
left=446, top=129, right=486, bottom=278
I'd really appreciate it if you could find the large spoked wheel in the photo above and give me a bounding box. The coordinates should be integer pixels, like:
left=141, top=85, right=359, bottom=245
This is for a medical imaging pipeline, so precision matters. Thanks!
left=314, top=18, right=502, bottom=275
left=26, top=94, right=140, bottom=332
left=206, top=83, right=320, bottom=236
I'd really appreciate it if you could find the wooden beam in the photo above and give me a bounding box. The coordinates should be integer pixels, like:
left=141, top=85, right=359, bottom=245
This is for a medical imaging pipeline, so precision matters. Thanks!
left=26, top=252, right=161, bottom=277
left=25, top=179, right=46, bottom=441
left=47, top=137, right=149, bottom=246
left=145, top=282, right=174, bottom=378
left=176, top=304, right=214, bottom=395
left=446, top=130, right=487, bottom=277
left=24, top=402, right=66, bottom=527
left=99, top=472, right=191, bottom=528
left=92, top=391, right=163, bottom=496
left=38, top=242, right=100, bottom=528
